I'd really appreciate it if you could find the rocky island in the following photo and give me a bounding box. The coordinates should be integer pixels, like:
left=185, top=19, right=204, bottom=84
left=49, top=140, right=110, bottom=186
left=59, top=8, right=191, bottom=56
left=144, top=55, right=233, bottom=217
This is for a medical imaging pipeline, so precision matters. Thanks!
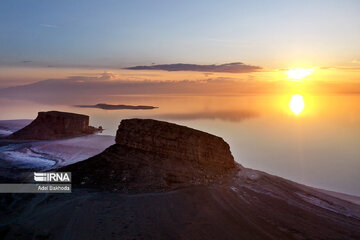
left=7, top=111, right=101, bottom=140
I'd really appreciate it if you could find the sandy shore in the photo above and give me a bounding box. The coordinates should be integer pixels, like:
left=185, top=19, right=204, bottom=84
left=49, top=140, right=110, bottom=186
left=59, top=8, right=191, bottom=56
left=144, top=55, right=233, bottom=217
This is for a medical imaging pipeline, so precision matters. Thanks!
left=0, top=119, right=32, bottom=137
left=314, top=188, right=360, bottom=205
left=0, top=120, right=114, bottom=180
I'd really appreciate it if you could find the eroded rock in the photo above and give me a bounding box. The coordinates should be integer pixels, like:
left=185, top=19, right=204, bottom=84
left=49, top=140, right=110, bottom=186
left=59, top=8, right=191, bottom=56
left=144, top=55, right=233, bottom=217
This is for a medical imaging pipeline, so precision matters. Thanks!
left=62, top=119, right=236, bottom=190
left=7, top=111, right=99, bottom=140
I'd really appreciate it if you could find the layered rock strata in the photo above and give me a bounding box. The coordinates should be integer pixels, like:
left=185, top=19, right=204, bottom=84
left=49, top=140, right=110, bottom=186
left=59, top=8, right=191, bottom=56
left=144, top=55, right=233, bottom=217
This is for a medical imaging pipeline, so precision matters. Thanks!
left=7, top=111, right=99, bottom=140
left=62, top=119, right=236, bottom=190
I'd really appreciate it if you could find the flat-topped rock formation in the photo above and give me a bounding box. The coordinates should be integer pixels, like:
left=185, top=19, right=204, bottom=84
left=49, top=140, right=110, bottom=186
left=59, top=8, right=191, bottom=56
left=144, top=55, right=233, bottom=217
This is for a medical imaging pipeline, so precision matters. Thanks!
left=62, top=119, right=236, bottom=190
left=7, top=111, right=100, bottom=140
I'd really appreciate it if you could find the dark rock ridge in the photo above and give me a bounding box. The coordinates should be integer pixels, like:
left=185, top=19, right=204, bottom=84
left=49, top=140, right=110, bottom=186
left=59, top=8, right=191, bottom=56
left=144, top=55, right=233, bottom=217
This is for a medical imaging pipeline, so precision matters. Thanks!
left=7, top=111, right=99, bottom=140
left=62, top=119, right=236, bottom=190
left=75, top=103, right=158, bottom=110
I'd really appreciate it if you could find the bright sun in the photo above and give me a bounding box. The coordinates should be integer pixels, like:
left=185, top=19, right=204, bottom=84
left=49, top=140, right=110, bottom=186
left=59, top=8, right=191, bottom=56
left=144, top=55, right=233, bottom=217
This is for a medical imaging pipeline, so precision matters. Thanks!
left=289, top=94, right=305, bottom=115
left=285, top=68, right=313, bottom=80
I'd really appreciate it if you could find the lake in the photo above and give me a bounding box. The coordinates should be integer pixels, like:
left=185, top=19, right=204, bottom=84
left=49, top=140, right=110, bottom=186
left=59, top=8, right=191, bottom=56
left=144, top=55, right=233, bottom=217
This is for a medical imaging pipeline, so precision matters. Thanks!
left=0, top=94, right=359, bottom=195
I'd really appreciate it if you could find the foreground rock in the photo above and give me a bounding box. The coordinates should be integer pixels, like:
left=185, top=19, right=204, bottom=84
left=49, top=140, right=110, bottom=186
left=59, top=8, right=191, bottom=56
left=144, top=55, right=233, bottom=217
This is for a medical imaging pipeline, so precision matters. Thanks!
left=2, top=169, right=360, bottom=240
left=62, top=119, right=236, bottom=190
left=7, top=111, right=100, bottom=140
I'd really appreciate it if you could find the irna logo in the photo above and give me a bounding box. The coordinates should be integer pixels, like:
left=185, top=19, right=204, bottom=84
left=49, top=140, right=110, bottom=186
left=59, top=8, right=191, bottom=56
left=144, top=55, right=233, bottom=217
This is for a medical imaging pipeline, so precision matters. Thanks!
left=34, top=172, right=71, bottom=182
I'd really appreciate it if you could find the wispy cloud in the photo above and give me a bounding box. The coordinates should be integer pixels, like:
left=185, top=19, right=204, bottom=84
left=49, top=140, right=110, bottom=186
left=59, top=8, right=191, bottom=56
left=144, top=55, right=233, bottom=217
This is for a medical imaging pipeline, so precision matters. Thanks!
left=40, top=24, right=59, bottom=29
left=320, top=66, right=360, bottom=71
left=2, top=71, right=360, bottom=105
left=96, top=71, right=121, bottom=81
left=125, top=62, right=262, bottom=73
left=320, top=60, right=360, bottom=70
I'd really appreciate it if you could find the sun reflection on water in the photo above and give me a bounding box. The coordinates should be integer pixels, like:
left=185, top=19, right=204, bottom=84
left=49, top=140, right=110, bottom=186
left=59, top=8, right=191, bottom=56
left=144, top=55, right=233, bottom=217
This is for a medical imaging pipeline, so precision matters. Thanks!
left=289, top=94, right=305, bottom=115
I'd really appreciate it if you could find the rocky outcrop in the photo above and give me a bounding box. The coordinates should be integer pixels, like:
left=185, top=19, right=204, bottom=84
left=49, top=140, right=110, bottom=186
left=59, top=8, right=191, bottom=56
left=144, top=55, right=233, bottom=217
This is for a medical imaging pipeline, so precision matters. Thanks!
left=62, top=119, right=236, bottom=190
left=7, top=111, right=99, bottom=140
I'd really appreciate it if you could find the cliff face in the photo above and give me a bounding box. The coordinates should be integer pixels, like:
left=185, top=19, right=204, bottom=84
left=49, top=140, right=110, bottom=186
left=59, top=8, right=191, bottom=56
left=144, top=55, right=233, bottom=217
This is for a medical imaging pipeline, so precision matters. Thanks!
left=115, top=119, right=235, bottom=173
left=62, top=119, right=236, bottom=190
left=7, top=111, right=98, bottom=140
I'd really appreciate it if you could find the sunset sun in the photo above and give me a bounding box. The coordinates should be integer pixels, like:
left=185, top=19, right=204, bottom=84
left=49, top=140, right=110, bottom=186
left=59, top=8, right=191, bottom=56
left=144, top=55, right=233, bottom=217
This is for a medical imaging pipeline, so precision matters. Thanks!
left=289, top=94, right=305, bottom=115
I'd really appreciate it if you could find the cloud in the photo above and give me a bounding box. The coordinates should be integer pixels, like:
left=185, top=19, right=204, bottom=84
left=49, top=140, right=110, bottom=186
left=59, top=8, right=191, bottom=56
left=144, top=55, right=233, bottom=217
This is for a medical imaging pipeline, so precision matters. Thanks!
left=0, top=75, right=258, bottom=105
left=125, top=62, right=262, bottom=73
left=2, top=71, right=360, bottom=105
left=96, top=71, right=121, bottom=81
left=203, top=73, right=214, bottom=77
left=320, top=66, right=360, bottom=71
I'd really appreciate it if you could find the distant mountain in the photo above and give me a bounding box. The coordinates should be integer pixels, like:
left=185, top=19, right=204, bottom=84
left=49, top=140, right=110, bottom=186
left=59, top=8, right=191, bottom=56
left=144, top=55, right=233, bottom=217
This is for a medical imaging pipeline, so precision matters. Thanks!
left=0, top=75, right=275, bottom=104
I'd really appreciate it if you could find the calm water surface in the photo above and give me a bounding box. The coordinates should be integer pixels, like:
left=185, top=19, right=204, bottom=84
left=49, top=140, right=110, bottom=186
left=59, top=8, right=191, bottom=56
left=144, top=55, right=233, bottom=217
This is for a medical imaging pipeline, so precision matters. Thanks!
left=0, top=94, right=359, bottom=195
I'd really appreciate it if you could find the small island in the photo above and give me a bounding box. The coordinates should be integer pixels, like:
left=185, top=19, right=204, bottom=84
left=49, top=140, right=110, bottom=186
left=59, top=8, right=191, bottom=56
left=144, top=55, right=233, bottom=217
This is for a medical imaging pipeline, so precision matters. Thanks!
left=7, top=111, right=102, bottom=140
left=75, top=103, right=158, bottom=110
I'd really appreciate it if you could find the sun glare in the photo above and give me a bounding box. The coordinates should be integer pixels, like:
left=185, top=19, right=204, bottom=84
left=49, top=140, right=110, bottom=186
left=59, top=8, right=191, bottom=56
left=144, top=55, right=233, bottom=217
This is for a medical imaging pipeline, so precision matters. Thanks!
left=285, top=68, right=313, bottom=80
left=289, top=94, right=305, bottom=115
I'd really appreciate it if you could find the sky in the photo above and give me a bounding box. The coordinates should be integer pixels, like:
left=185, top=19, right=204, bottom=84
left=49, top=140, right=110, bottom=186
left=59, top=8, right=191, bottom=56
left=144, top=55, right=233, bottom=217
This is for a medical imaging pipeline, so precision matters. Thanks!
left=1, top=0, right=360, bottom=198
left=0, top=0, right=360, bottom=87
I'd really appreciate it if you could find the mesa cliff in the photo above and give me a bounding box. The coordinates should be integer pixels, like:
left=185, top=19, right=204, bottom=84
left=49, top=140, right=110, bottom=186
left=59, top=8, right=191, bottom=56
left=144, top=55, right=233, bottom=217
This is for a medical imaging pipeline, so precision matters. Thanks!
left=62, top=119, right=237, bottom=190
left=7, top=111, right=99, bottom=140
